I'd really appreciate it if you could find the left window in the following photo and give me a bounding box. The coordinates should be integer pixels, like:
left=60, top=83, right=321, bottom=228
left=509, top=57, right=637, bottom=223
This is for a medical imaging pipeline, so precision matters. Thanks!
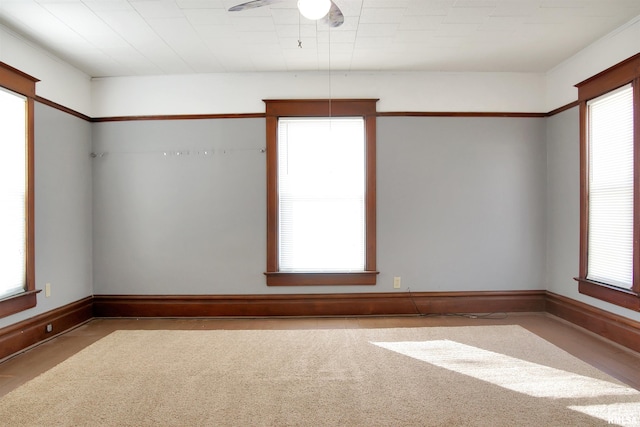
left=0, top=62, right=37, bottom=318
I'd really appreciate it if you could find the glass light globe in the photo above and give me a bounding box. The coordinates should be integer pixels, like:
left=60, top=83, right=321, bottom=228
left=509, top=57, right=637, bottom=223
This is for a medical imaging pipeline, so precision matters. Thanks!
left=297, top=0, right=331, bottom=20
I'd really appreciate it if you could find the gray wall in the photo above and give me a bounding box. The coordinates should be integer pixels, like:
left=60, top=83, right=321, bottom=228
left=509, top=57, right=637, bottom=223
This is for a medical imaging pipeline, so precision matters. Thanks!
left=0, top=102, right=93, bottom=329
left=5, top=102, right=640, bottom=330
left=92, top=116, right=547, bottom=295
left=378, top=117, right=546, bottom=292
left=546, top=107, right=579, bottom=299
left=91, top=119, right=266, bottom=295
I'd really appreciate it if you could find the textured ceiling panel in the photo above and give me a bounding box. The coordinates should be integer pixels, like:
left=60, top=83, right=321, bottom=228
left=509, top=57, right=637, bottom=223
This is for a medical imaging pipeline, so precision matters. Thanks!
left=0, top=0, right=638, bottom=77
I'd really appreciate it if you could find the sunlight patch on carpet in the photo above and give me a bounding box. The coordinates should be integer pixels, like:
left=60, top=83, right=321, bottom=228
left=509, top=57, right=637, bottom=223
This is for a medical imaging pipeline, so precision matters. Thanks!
left=568, top=402, right=640, bottom=427
left=370, top=339, right=640, bottom=399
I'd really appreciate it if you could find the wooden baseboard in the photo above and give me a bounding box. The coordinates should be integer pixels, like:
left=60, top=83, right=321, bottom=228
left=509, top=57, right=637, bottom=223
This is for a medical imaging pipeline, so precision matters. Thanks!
left=93, top=290, right=546, bottom=318
left=0, top=296, right=93, bottom=361
left=3, top=291, right=639, bottom=362
left=545, top=291, right=640, bottom=354
left=413, top=290, right=546, bottom=314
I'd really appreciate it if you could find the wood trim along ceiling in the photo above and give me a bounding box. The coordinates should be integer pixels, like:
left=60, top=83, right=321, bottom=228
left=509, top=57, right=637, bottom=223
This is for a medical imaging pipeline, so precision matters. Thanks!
left=35, top=96, right=91, bottom=121
left=546, top=100, right=580, bottom=117
left=36, top=97, right=578, bottom=123
left=90, top=113, right=266, bottom=122
left=377, top=112, right=547, bottom=118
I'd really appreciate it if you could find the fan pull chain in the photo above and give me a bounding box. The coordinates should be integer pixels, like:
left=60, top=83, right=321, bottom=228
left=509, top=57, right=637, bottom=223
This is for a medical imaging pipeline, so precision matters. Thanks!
left=298, top=12, right=302, bottom=48
left=328, top=21, right=332, bottom=119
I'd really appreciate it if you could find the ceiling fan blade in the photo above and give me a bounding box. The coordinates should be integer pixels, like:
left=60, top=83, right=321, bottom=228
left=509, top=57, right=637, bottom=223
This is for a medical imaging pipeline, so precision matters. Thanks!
left=228, top=0, right=283, bottom=12
left=323, top=1, right=344, bottom=28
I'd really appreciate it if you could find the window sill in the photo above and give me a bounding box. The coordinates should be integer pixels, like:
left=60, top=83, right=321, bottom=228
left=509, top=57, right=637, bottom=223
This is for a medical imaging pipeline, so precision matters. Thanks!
left=0, top=289, right=40, bottom=319
left=575, top=277, right=640, bottom=311
left=265, top=271, right=379, bottom=286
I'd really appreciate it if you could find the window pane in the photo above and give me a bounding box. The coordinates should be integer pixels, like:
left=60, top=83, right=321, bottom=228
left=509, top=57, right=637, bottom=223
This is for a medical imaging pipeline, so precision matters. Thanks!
left=0, top=88, right=27, bottom=299
left=278, top=117, right=365, bottom=272
left=587, top=85, right=634, bottom=289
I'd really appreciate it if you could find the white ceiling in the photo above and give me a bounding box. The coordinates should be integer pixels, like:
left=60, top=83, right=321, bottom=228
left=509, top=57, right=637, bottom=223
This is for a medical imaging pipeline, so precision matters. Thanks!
left=0, top=0, right=639, bottom=78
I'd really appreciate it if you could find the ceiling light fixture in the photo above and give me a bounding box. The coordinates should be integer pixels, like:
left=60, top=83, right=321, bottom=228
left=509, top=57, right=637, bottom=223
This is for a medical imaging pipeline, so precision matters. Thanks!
left=297, top=0, right=331, bottom=20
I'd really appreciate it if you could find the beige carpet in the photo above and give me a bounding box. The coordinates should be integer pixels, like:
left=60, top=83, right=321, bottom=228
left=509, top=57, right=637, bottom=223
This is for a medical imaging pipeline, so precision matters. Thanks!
left=1, top=325, right=639, bottom=426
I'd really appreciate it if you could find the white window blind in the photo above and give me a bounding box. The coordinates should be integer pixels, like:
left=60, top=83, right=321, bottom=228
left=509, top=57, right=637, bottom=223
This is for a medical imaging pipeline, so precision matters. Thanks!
left=0, top=87, right=27, bottom=299
left=278, top=117, right=365, bottom=272
left=587, top=84, right=634, bottom=289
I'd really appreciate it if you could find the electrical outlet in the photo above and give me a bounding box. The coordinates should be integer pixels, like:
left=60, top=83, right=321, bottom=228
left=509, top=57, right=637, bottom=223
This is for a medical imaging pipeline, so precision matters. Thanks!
left=45, top=283, right=51, bottom=297
left=393, top=277, right=401, bottom=289
left=46, top=324, right=53, bottom=333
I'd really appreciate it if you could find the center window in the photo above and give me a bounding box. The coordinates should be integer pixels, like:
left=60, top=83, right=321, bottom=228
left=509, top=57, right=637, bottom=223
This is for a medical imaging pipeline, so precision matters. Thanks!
left=278, top=117, right=365, bottom=272
left=264, top=99, right=378, bottom=286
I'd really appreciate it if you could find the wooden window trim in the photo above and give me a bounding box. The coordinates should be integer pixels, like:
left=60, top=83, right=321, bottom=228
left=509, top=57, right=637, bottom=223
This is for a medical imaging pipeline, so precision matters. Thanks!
left=0, top=62, right=39, bottom=318
left=575, top=53, right=640, bottom=310
left=264, top=99, right=379, bottom=286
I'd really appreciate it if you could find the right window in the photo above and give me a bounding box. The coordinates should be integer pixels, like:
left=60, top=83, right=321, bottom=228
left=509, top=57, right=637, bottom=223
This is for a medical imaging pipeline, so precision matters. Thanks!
left=576, top=53, right=640, bottom=310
